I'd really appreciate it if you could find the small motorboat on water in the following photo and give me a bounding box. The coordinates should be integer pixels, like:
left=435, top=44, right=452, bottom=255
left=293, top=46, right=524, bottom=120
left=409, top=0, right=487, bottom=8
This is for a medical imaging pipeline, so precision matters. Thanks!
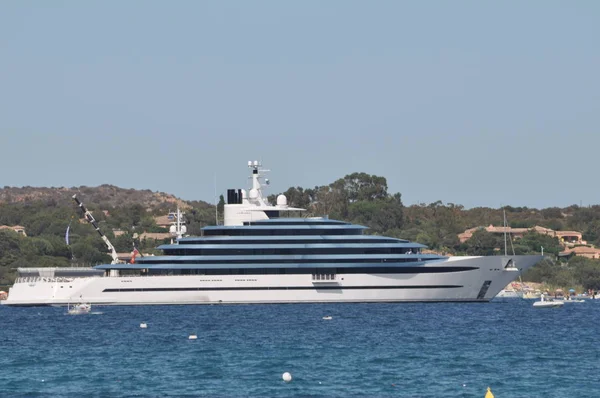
left=67, top=303, right=91, bottom=315
left=557, top=298, right=585, bottom=303
left=495, top=289, right=520, bottom=298
left=533, top=294, right=564, bottom=308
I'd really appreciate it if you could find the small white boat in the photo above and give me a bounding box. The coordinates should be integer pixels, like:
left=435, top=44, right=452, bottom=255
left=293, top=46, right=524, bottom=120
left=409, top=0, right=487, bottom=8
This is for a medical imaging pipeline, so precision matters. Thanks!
left=67, top=303, right=91, bottom=315
left=496, top=289, right=520, bottom=298
left=557, top=298, right=585, bottom=303
left=533, top=294, right=564, bottom=308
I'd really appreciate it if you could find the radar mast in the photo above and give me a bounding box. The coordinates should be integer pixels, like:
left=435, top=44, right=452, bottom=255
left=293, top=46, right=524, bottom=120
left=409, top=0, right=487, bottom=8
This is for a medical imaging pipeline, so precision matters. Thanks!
left=247, top=160, right=270, bottom=206
left=169, top=208, right=187, bottom=243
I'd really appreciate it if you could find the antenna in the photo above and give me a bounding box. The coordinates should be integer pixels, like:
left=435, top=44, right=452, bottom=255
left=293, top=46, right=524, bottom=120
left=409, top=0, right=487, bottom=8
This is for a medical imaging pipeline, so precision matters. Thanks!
left=168, top=208, right=186, bottom=241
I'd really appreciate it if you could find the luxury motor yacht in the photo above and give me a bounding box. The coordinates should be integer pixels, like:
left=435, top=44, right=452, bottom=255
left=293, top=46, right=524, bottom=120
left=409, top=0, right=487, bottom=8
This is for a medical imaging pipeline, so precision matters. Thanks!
left=3, top=161, right=542, bottom=306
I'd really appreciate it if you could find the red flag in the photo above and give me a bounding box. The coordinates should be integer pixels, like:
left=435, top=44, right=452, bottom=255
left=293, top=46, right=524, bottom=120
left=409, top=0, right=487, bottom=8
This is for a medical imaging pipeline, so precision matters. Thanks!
left=130, top=248, right=139, bottom=264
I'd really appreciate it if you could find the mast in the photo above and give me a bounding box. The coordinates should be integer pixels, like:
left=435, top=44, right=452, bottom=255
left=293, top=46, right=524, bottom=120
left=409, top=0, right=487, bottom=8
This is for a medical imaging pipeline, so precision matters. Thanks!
left=223, top=160, right=303, bottom=226
left=169, top=208, right=187, bottom=243
left=72, top=194, right=121, bottom=264
left=247, top=160, right=270, bottom=207
left=503, top=209, right=508, bottom=257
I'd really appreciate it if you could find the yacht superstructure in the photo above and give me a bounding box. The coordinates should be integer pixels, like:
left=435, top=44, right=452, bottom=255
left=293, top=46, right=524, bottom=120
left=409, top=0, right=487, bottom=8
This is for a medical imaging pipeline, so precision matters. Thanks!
left=2, top=161, right=542, bottom=306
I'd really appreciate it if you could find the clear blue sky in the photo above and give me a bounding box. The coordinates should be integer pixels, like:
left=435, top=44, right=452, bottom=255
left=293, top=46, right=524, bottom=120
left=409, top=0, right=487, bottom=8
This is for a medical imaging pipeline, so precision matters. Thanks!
left=1, top=1, right=598, bottom=209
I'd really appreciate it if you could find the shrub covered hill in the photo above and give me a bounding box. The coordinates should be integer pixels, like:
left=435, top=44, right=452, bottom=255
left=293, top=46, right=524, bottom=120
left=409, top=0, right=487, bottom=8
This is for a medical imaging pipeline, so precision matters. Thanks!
left=1, top=173, right=600, bottom=291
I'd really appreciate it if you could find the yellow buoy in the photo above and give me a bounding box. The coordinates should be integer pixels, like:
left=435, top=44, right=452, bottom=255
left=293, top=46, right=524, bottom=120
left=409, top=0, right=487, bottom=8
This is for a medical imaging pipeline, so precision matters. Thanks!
left=485, top=387, right=494, bottom=398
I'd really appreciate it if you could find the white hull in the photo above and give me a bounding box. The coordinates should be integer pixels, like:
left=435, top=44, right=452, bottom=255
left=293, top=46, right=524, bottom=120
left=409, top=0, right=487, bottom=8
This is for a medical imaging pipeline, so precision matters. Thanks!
left=533, top=301, right=564, bottom=308
left=2, top=255, right=541, bottom=306
left=495, top=289, right=521, bottom=298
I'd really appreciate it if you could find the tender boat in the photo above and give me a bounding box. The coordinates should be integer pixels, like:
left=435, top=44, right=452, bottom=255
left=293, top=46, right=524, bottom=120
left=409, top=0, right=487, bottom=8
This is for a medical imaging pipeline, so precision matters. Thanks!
left=533, top=294, right=564, bottom=308
left=557, top=297, right=585, bottom=303
left=67, top=303, right=91, bottom=315
left=495, top=289, right=520, bottom=298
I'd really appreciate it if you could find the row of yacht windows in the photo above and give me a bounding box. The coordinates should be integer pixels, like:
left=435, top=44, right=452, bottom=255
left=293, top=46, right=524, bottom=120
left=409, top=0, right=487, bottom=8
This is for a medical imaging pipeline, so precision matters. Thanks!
left=139, top=258, right=429, bottom=265
left=117, top=266, right=472, bottom=276
left=203, top=229, right=363, bottom=236
left=164, top=248, right=422, bottom=256
left=179, top=238, right=400, bottom=245
left=241, top=221, right=347, bottom=226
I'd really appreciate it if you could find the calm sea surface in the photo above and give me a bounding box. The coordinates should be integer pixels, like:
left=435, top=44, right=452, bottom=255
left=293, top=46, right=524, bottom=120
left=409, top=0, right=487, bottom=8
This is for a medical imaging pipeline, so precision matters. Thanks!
left=1, top=299, right=599, bottom=397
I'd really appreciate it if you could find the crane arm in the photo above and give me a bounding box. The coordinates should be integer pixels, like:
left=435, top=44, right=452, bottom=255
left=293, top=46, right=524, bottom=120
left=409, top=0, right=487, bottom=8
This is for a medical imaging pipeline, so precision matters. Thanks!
left=72, top=194, right=121, bottom=264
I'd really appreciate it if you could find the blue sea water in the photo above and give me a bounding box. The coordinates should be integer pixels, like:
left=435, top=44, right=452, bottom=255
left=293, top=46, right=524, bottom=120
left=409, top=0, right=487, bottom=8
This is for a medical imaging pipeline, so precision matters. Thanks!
left=1, top=300, right=599, bottom=397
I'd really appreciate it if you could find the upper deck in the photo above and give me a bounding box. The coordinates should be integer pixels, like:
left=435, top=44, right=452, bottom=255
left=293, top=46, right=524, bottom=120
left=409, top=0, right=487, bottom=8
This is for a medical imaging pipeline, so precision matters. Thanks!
left=201, top=218, right=367, bottom=236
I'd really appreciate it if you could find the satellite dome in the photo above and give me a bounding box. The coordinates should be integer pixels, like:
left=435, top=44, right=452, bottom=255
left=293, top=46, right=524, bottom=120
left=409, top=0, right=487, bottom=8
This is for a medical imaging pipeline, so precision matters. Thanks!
left=181, top=225, right=187, bottom=234
left=249, top=189, right=259, bottom=199
left=276, top=194, right=288, bottom=207
left=169, top=225, right=176, bottom=234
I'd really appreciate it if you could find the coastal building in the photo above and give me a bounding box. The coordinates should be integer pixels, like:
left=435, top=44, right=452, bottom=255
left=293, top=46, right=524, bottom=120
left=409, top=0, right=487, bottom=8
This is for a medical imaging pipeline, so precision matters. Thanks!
left=154, top=215, right=173, bottom=228
left=458, top=225, right=585, bottom=246
left=143, top=212, right=185, bottom=241
left=0, top=225, right=27, bottom=236
left=458, top=226, right=526, bottom=243
left=560, top=246, right=600, bottom=259
left=553, top=230, right=584, bottom=245
left=139, top=231, right=171, bottom=241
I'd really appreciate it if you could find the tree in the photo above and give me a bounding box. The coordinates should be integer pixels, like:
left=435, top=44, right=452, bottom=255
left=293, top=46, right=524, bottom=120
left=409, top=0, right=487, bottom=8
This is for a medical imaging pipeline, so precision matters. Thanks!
left=217, top=194, right=225, bottom=222
left=0, top=230, right=22, bottom=267
left=21, top=237, right=54, bottom=256
left=523, top=258, right=560, bottom=284
left=464, top=230, right=502, bottom=256
left=113, top=233, right=136, bottom=253
left=129, top=204, right=146, bottom=227
left=268, top=187, right=314, bottom=210
left=70, top=241, right=112, bottom=265
left=519, top=232, right=562, bottom=255
left=311, top=185, right=348, bottom=219
left=572, top=260, right=600, bottom=291
left=332, top=172, right=388, bottom=202
left=346, top=194, right=403, bottom=234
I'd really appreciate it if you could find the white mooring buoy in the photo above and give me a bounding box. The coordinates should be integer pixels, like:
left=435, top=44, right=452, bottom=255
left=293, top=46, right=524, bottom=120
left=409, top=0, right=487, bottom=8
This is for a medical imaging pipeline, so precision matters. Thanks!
left=189, top=334, right=198, bottom=340
left=140, top=323, right=147, bottom=329
left=282, top=372, right=292, bottom=382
